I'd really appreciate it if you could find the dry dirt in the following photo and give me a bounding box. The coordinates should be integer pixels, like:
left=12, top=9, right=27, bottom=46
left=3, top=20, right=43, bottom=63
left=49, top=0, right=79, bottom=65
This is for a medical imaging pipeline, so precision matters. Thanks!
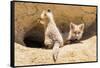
left=15, top=35, right=97, bottom=66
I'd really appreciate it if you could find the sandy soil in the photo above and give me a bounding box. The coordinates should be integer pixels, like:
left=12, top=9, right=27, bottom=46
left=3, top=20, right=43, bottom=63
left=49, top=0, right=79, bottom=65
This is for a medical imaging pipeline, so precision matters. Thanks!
left=15, top=35, right=97, bottom=66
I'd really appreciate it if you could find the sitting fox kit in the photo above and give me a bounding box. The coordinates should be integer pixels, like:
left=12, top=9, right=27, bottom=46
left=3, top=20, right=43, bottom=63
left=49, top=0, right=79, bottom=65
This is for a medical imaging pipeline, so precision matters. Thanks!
left=40, top=9, right=63, bottom=62
left=67, top=22, right=84, bottom=42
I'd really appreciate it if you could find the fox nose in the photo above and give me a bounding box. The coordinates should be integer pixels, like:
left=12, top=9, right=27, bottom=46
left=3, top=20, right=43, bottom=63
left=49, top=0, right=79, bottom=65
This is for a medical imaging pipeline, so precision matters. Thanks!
left=47, top=9, right=51, bottom=12
left=75, top=39, right=78, bottom=40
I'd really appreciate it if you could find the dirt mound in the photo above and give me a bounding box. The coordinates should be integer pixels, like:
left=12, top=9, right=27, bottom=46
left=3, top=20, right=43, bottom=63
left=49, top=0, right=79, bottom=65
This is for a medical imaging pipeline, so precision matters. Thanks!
left=15, top=36, right=96, bottom=66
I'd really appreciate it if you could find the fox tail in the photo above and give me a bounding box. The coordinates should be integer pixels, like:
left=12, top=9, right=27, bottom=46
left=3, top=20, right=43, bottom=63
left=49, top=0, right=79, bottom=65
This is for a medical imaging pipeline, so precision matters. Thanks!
left=52, top=41, right=60, bottom=62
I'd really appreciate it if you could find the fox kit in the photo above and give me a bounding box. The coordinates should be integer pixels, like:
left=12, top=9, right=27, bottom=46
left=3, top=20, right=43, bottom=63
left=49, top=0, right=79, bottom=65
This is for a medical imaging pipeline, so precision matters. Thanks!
left=40, top=9, right=63, bottom=62
left=67, top=22, right=84, bottom=42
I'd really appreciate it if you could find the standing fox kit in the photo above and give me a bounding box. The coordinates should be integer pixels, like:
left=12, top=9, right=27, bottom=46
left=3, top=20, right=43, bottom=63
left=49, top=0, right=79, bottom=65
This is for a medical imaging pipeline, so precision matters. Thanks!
left=67, top=22, right=84, bottom=42
left=40, top=9, right=63, bottom=62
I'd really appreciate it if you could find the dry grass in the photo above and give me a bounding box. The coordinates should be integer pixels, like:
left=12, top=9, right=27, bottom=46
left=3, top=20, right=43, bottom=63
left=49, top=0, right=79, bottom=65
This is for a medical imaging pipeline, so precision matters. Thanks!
left=15, top=35, right=97, bottom=66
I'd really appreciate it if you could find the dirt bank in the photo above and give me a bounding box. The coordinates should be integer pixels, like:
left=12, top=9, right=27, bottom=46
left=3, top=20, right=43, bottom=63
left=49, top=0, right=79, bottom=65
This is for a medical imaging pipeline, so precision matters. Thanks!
left=15, top=35, right=97, bottom=66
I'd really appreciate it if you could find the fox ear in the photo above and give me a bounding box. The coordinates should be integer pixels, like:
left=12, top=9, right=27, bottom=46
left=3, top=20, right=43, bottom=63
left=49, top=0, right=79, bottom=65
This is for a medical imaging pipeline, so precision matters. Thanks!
left=40, top=10, right=46, bottom=19
left=70, top=22, right=76, bottom=30
left=79, top=23, right=84, bottom=30
left=39, top=10, right=46, bottom=25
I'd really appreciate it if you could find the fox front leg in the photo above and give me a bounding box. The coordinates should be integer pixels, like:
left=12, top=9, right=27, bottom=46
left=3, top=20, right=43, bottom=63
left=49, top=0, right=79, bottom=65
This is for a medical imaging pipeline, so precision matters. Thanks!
left=44, top=36, right=53, bottom=49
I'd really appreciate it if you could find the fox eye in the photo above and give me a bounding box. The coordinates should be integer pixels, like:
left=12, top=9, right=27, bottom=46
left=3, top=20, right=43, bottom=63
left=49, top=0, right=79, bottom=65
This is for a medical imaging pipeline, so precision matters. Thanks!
left=73, top=32, right=76, bottom=34
left=44, top=13, right=47, bottom=17
left=73, top=32, right=80, bottom=34
left=77, top=32, right=80, bottom=34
